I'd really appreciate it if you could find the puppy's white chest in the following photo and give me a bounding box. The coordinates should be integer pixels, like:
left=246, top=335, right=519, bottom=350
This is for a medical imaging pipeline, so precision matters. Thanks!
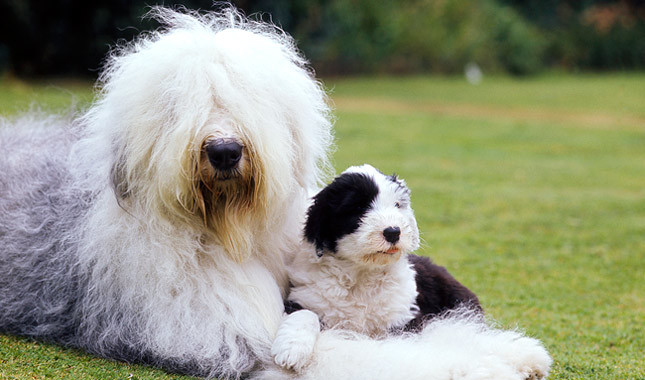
left=330, top=276, right=417, bottom=335
left=289, top=258, right=419, bottom=337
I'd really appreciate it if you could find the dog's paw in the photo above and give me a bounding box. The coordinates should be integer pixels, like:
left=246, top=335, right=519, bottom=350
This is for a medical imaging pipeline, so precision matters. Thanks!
left=446, top=353, right=531, bottom=380
left=271, top=310, right=321, bottom=372
left=490, top=333, right=552, bottom=380
left=272, top=340, right=315, bottom=372
left=508, top=336, right=551, bottom=379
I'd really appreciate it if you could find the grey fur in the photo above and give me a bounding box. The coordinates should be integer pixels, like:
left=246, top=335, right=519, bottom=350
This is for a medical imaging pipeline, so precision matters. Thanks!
left=0, top=116, right=85, bottom=344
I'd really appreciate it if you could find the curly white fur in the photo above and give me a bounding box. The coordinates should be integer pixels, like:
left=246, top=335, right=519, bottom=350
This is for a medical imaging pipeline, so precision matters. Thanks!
left=0, top=7, right=551, bottom=380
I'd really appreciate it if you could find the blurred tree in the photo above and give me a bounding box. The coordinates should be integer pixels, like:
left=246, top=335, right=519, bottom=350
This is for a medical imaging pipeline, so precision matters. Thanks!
left=499, top=0, right=645, bottom=70
left=0, top=0, right=642, bottom=77
left=1, top=0, right=144, bottom=76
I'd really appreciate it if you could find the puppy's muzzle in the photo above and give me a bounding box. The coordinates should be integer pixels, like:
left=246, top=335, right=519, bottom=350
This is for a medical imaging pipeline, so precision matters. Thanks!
left=206, top=140, right=243, bottom=172
left=383, top=226, right=401, bottom=244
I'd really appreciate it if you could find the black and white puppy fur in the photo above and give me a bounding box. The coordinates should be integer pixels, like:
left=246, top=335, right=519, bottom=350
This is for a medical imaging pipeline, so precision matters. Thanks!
left=272, top=164, right=480, bottom=370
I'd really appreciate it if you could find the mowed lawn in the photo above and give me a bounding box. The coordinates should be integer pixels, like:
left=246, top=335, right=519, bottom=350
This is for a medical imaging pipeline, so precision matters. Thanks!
left=1, top=73, right=644, bottom=379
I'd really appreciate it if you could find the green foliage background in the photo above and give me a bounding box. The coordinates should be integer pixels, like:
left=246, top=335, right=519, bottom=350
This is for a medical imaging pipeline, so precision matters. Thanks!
left=1, top=0, right=644, bottom=77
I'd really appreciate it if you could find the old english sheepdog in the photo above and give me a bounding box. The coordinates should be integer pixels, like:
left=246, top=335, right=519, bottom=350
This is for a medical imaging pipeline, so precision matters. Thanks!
left=282, top=164, right=480, bottom=336
left=0, top=7, right=551, bottom=380
left=272, top=164, right=482, bottom=369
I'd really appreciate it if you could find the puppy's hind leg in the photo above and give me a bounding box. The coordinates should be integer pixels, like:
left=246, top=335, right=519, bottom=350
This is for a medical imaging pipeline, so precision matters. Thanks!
left=272, top=310, right=320, bottom=372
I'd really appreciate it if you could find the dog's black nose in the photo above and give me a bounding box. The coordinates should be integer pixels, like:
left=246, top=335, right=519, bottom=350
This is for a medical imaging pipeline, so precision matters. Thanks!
left=206, top=141, right=243, bottom=171
left=383, top=226, right=401, bottom=244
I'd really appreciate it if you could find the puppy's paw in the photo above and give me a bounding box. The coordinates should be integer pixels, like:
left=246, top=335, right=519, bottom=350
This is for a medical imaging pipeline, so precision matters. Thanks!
left=510, top=336, right=551, bottom=379
left=271, top=310, right=321, bottom=372
left=490, top=333, right=552, bottom=380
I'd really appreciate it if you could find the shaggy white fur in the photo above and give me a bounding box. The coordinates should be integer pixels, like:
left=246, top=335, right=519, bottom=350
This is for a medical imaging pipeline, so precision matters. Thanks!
left=0, top=7, right=551, bottom=380
left=71, top=9, right=336, bottom=377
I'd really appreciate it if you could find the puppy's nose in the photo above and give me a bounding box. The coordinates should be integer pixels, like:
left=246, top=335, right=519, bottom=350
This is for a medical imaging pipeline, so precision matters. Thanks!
left=206, top=141, right=243, bottom=171
left=383, top=226, right=401, bottom=244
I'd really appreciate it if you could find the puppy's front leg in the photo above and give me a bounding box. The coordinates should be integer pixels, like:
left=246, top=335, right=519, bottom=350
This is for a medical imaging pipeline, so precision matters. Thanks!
left=272, top=310, right=321, bottom=371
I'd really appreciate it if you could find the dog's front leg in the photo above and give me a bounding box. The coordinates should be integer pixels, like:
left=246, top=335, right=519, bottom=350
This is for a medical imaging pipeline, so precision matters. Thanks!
left=271, top=310, right=320, bottom=371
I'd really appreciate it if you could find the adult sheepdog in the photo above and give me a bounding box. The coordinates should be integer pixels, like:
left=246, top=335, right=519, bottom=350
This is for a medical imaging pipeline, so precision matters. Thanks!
left=0, top=7, right=551, bottom=380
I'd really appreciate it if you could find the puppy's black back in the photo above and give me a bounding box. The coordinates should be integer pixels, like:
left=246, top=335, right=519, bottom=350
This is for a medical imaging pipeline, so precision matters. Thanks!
left=406, top=254, right=482, bottom=331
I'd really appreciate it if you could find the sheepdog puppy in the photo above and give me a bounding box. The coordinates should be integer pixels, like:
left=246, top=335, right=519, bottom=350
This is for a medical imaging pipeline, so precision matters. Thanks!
left=272, top=164, right=482, bottom=370
left=0, top=7, right=551, bottom=380
left=272, top=166, right=552, bottom=378
left=281, top=164, right=480, bottom=338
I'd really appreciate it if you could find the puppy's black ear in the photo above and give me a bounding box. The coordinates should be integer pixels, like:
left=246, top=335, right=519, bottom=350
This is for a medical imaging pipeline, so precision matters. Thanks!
left=304, top=172, right=379, bottom=255
left=304, top=188, right=331, bottom=255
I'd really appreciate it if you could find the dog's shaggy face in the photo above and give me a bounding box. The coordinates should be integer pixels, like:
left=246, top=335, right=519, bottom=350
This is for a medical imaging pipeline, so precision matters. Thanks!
left=305, top=164, right=420, bottom=266
left=82, top=13, right=333, bottom=262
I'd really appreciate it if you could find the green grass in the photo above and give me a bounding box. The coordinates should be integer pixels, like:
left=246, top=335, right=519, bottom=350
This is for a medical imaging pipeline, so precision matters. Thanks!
left=0, top=335, right=193, bottom=380
left=0, top=77, right=94, bottom=115
left=1, top=73, right=644, bottom=379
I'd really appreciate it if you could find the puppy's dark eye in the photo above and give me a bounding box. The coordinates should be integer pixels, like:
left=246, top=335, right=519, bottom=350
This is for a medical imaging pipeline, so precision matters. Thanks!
left=395, top=202, right=401, bottom=208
